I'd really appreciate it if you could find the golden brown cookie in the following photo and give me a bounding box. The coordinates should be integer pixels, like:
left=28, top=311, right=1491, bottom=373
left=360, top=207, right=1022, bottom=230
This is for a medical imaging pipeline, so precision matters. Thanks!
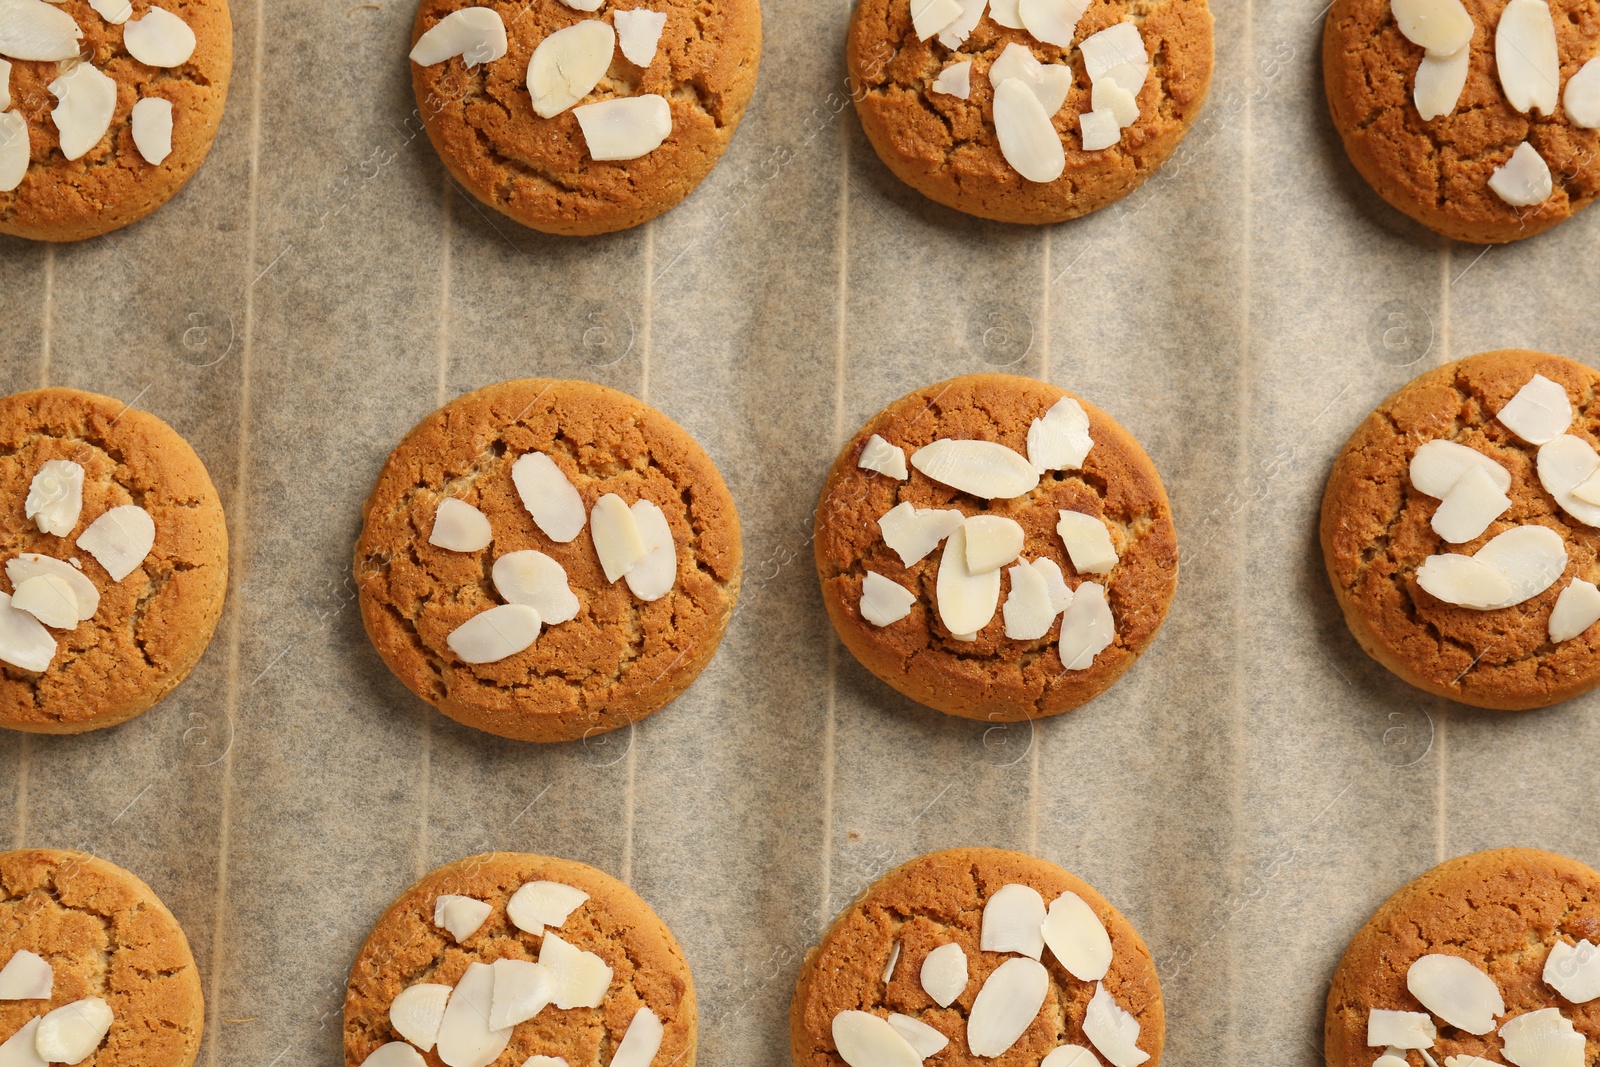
left=1323, top=0, right=1600, bottom=244
left=791, top=847, right=1163, bottom=1067
left=344, top=852, right=695, bottom=1067
left=0, top=848, right=204, bottom=1067
left=355, top=378, right=741, bottom=743
left=0, top=0, right=233, bottom=242
left=1326, top=848, right=1600, bottom=1067
left=814, top=373, right=1177, bottom=723
left=845, top=0, right=1213, bottom=225
left=1321, top=350, right=1600, bottom=711
left=409, top=0, right=760, bottom=236
left=0, top=388, right=228, bottom=734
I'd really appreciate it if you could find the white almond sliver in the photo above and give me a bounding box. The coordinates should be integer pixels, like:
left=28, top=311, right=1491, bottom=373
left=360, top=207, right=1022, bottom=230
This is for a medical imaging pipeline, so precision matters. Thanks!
left=1057, top=511, right=1117, bottom=574
left=523, top=1060, right=570, bottom=1067
left=360, top=1044, right=426, bottom=1067
left=912, top=439, right=1040, bottom=499
left=512, top=453, right=585, bottom=543
left=434, top=962, right=511, bottom=1067
left=1489, top=141, right=1553, bottom=207
left=506, top=880, right=589, bottom=934
left=123, top=7, right=196, bottom=67
left=1003, top=561, right=1057, bottom=639
left=920, top=943, right=967, bottom=1008
left=0, top=59, right=9, bottom=111
left=1390, top=0, right=1474, bottom=54
left=0, top=0, right=81, bottom=60
left=832, top=1011, right=922, bottom=1067
left=989, top=44, right=1072, bottom=115
left=936, top=0, right=986, bottom=49
left=488, top=959, right=551, bottom=1030
left=0, top=1018, right=44, bottom=1067
left=1544, top=939, right=1600, bottom=1002
left=389, top=983, right=451, bottom=1052
left=1415, top=552, right=1515, bottom=608
left=860, top=571, right=915, bottom=627
left=1566, top=57, right=1600, bottom=127
left=1042, top=1046, right=1099, bottom=1067
left=1406, top=955, right=1503, bottom=1034
left=1033, top=557, right=1072, bottom=612
left=1499, top=1007, right=1584, bottom=1067
left=1573, top=468, right=1600, bottom=507
left=1414, top=45, right=1469, bottom=120
left=1496, top=0, right=1559, bottom=114
left=34, top=998, right=113, bottom=1065
left=965, top=515, right=1024, bottom=574
left=883, top=942, right=901, bottom=984
left=936, top=525, right=1001, bottom=637
left=75, top=504, right=154, bottom=582
left=430, top=498, right=493, bottom=552
left=1430, top=465, right=1510, bottom=543
left=12, top=574, right=79, bottom=629
left=931, top=60, right=973, bottom=99
left=1018, top=0, right=1090, bottom=47
left=1083, top=984, right=1148, bottom=1067
left=1498, top=374, right=1572, bottom=444
left=980, top=883, right=1046, bottom=959
left=528, top=21, right=615, bottom=118
left=1378, top=1050, right=1413, bottom=1067
left=1368, top=1010, right=1436, bottom=1049
left=492, top=551, right=580, bottom=625
left=130, top=97, right=173, bottom=165
left=0, top=111, right=27, bottom=193
left=910, top=0, right=963, bottom=41
left=989, top=0, right=1023, bottom=28
left=1079, top=108, right=1121, bottom=151
left=0, top=591, right=54, bottom=672
left=591, top=493, right=647, bottom=582
left=0, top=950, right=52, bottom=999
left=434, top=895, right=492, bottom=942
left=1474, top=524, right=1567, bottom=606
left=1443, top=1058, right=1500, bottom=1067
left=879, top=503, right=965, bottom=566
left=1538, top=435, right=1600, bottom=527
left=409, top=7, right=507, bottom=66
left=858, top=434, right=908, bottom=479
left=614, top=8, right=666, bottom=67
left=575, top=94, right=671, bottom=161
left=25, top=460, right=83, bottom=536
left=994, top=77, right=1065, bottom=183
left=1099, top=60, right=1146, bottom=95
left=50, top=59, right=115, bottom=159
left=1092, top=78, right=1138, bottom=127
left=1550, top=581, right=1600, bottom=643
left=967, top=957, right=1049, bottom=1057
left=1409, top=439, right=1512, bottom=498
left=1059, top=581, right=1113, bottom=669
left=446, top=604, right=541, bottom=664
left=539, top=933, right=612, bottom=1009
left=612, top=1007, right=665, bottom=1067
left=557, top=0, right=603, bottom=9
left=887, top=1014, right=948, bottom=1059
left=1028, top=397, right=1093, bottom=472
left=625, top=499, right=676, bottom=601
left=89, top=0, right=131, bottom=23
left=1041, top=890, right=1112, bottom=981
left=1079, top=22, right=1148, bottom=84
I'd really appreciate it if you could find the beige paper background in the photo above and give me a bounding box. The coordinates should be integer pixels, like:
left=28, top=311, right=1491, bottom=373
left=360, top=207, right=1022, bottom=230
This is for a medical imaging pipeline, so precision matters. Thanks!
left=5, top=0, right=1600, bottom=1063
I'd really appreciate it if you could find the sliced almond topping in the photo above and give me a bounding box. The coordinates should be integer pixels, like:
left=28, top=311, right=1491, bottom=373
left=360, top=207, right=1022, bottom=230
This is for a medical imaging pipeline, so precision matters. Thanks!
left=493, top=551, right=580, bottom=625
left=1083, top=984, right=1148, bottom=1067
left=1058, top=581, right=1113, bottom=669
left=1406, top=955, right=1503, bottom=1034
left=1057, top=511, right=1117, bottom=574
left=1442, top=1057, right=1500, bottom=1067
left=1409, top=440, right=1512, bottom=498
left=832, top=1011, right=921, bottom=1067
left=1538, top=435, right=1600, bottom=526
left=12, top=574, right=79, bottom=629
left=1550, top=580, right=1600, bottom=643
left=389, top=983, right=451, bottom=1052
left=1003, top=561, right=1057, bottom=639
left=1415, top=553, right=1515, bottom=609
left=989, top=44, right=1072, bottom=115
left=887, top=1014, right=948, bottom=1059
left=433, top=895, right=492, bottom=942
left=0, top=950, right=52, bottom=1000
left=1041, top=890, right=1112, bottom=981
left=879, top=503, right=965, bottom=567
left=1565, top=57, right=1600, bottom=127
left=557, top=0, right=604, bottom=9
left=434, top=962, right=511, bottom=1067
left=1489, top=141, right=1553, bottom=207
left=936, top=0, right=987, bottom=49
left=575, top=94, right=671, bottom=160
left=539, top=933, right=612, bottom=1009
left=967, top=957, right=1049, bottom=1057
left=613, top=7, right=666, bottom=67
left=1033, top=557, right=1072, bottom=612
left=989, top=0, right=1023, bottom=29
left=980, top=883, right=1046, bottom=959
left=1472, top=524, right=1567, bottom=605
left=931, top=59, right=972, bottom=99
left=360, top=1044, right=426, bottom=1067
left=1028, top=397, right=1093, bottom=472
left=611, top=1007, right=665, bottom=1067
left=506, top=880, right=589, bottom=934
left=528, top=21, right=615, bottom=118
left=1391, top=0, right=1474, bottom=54
left=75, top=504, right=154, bottom=581
left=1430, top=465, right=1510, bottom=543
left=883, top=942, right=901, bottom=985
left=1496, top=0, right=1559, bottom=114
left=131, top=97, right=173, bottom=165
left=1499, top=1008, right=1584, bottom=1067
left=964, top=515, right=1024, bottom=574
left=410, top=7, right=507, bottom=66
left=25, top=460, right=83, bottom=536
left=912, top=439, right=1039, bottom=499
left=1377, top=1049, right=1413, bottom=1067
left=0, top=1018, right=43, bottom=1067
left=446, top=604, right=541, bottom=663
left=858, top=434, right=909, bottom=478
left=1367, top=1009, right=1437, bottom=1049
left=1099, top=60, right=1147, bottom=95
left=0, top=112, right=27, bottom=193
left=920, top=943, right=968, bottom=1008
left=1092, top=76, right=1138, bottom=127
left=860, top=571, right=915, bottom=627
left=994, top=77, right=1065, bottom=182
left=1042, top=1046, right=1100, bottom=1067
left=936, top=525, right=1002, bottom=637
left=430, top=498, right=493, bottom=553
left=1498, top=374, right=1572, bottom=444
left=625, top=499, right=676, bottom=601
left=123, top=7, right=196, bottom=67
left=0, top=591, right=55, bottom=672
left=7, top=556, right=96, bottom=624
left=512, top=453, right=586, bottom=543
left=88, top=0, right=130, bottom=22
left=1572, top=467, right=1600, bottom=507
left=1544, top=939, right=1600, bottom=1002
left=523, top=1059, right=571, bottom=1067
left=1017, top=0, right=1089, bottom=47
left=35, top=998, right=113, bottom=1065
left=0, top=0, right=82, bottom=61
left=488, top=959, right=551, bottom=1030
left=591, top=493, right=647, bottom=581
left=910, top=0, right=963, bottom=40
left=50, top=61, right=115, bottom=161
left=0, top=59, right=10, bottom=110
left=1079, top=109, right=1121, bottom=151
left=1415, top=46, right=1469, bottom=120
left=1079, top=22, right=1148, bottom=84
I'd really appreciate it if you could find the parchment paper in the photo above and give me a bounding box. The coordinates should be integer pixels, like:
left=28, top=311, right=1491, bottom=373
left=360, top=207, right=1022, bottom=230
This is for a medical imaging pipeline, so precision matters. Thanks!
left=5, top=0, right=1600, bottom=1063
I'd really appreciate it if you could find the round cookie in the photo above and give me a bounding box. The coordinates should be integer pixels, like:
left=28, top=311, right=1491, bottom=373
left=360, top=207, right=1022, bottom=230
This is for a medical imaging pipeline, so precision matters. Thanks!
left=354, top=378, right=741, bottom=743
left=1326, top=847, right=1600, bottom=1067
left=0, top=848, right=205, bottom=1067
left=0, top=388, right=229, bottom=734
left=790, top=847, right=1164, bottom=1067
left=814, top=373, right=1178, bottom=723
left=845, top=0, right=1213, bottom=225
left=0, top=0, right=233, bottom=242
left=409, top=0, right=761, bottom=236
left=344, top=852, right=695, bottom=1067
left=1321, top=350, right=1600, bottom=711
left=1323, top=0, right=1600, bottom=245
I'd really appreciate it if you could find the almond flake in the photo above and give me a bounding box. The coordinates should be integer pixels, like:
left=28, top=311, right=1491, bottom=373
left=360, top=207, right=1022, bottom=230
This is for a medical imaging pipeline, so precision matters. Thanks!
left=0, top=1018, right=44, bottom=1067
left=539, top=933, right=611, bottom=1009
left=1367, top=1009, right=1436, bottom=1048
left=861, top=571, right=915, bottom=627
left=1092, top=77, right=1138, bottom=127
left=493, top=551, right=580, bottom=625
left=11, top=557, right=95, bottom=624
left=1079, top=108, right=1121, bottom=151
left=1018, top=0, right=1089, bottom=47
left=1550, top=580, right=1600, bottom=643
left=1042, top=1047, right=1100, bottom=1067
left=528, top=21, right=615, bottom=118
left=1376, top=1050, right=1412, bottom=1067
left=967, top=957, right=1048, bottom=1057
left=1499, top=1007, right=1584, bottom=1067
left=832, top=1011, right=921, bottom=1067
left=1058, top=580, right=1113, bottom=669
left=1031, top=557, right=1071, bottom=611
left=0, top=591, right=55, bottom=672
left=0, top=0, right=81, bottom=61
left=0, top=59, right=9, bottom=110
left=575, top=94, right=671, bottom=160
left=613, top=8, right=666, bottom=67
left=980, top=883, right=1046, bottom=959
left=0, top=950, right=52, bottom=999
left=1415, top=46, right=1469, bottom=119
left=1041, top=890, right=1111, bottom=981
left=910, top=0, right=963, bottom=40
left=512, top=453, right=586, bottom=543
left=1027, top=397, right=1093, bottom=472
left=931, top=60, right=972, bottom=99
left=936, top=0, right=986, bottom=49
left=912, top=438, right=1039, bottom=499
left=1537, top=435, right=1600, bottom=526
left=524, top=1060, right=570, bottom=1067
left=887, top=1014, right=948, bottom=1059
left=411, top=6, right=506, bottom=67
left=1498, top=374, right=1572, bottom=444
left=488, top=959, right=551, bottom=1030
left=430, top=498, right=492, bottom=552
left=1079, top=22, right=1147, bottom=84
left=1489, top=141, right=1553, bottom=207
left=446, top=604, right=541, bottom=663
left=989, top=0, right=1023, bottom=28
left=1573, top=467, right=1600, bottom=507
left=131, top=97, right=173, bottom=164
left=883, top=942, right=901, bottom=985
left=434, top=895, right=492, bottom=942
left=1099, top=60, right=1147, bottom=95
left=24, top=460, right=82, bottom=536
left=435, top=962, right=511, bottom=1067
left=1057, top=511, right=1117, bottom=574
left=936, top=525, right=1001, bottom=637
left=1409, top=440, right=1512, bottom=498
left=88, top=0, right=130, bottom=22
left=1391, top=0, right=1474, bottom=54
left=123, top=7, right=196, bottom=67
left=12, top=574, right=78, bottom=629
left=1003, top=561, right=1057, bottom=639
left=389, top=983, right=450, bottom=1052
left=1083, top=984, right=1148, bottom=1067
left=1473, top=525, right=1566, bottom=604
left=557, top=0, right=603, bottom=9
left=1430, top=465, right=1510, bottom=543
left=591, top=493, right=647, bottom=582
left=612, top=1007, right=664, bottom=1067
left=995, top=76, right=1065, bottom=182
left=1443, top=1058, right=1499, bottom=1067
left=1496, top=0, right=1559, bottom=114
left=360, top=1044, right=426, bottom=1067
left=858, top=434, right=909, bottom=478
left=1544, top=939, right=1600, bottom=1002
left=1407, top=955, right=1503, bottom=1034
left=35, top=998, right=113, bottom=1065
left=50, top=60, right=114, bottom=160
left=1415, top=553, right=1515, bottom=608
left=920, top=943, right=967, bottom=1008
left=625, top=499, right=676, bottom=600
left=879, top=503, right=964, bottom=568
left=0, top=112, right=27, bottom=193
left=989, top=44, right=1072, bottom=115
left=507, top=880, right=589, bottom=934
left=1565, top=57, right=1600, bottom=127
left=965, top=515, right=1024, bottom=574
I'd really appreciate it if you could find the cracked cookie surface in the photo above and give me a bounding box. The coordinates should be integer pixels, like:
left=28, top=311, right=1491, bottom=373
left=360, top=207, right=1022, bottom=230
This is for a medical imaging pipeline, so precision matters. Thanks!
left=1320, top=350, right=1600, bottom=710
left=789, top=847, right=1163, bottom=1067
left=0, top=388, right=228, bottom=734
left=344, top=852, right=695, bottom=1067
left=0, top=848, right=205, bottom=1067
left=354, top=378, right=741, bottom=743
left=410, top=0, right=760, bottom=236
left=814, top=373, right=1177, bottom=723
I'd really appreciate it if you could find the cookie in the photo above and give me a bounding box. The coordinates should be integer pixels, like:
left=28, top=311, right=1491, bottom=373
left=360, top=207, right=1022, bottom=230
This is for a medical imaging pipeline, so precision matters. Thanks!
left=1323, top=0, right=1600, bottom=244
left=0, top=0, right=232, bottom=242
left=845, top=0, right=1213, bottom=225
left=814, top=373, right=1177, bottom=723
left=0, top=848, right=205, bottom=1067
left=355, top=378, right=741, bottom=743
left=1321, top=349, right=1600, bottom=710
left=0, top=388, right=228, bottom=734
left=408, top=0, right=760, bottom=237
left=790, top=847, right=1163, bottom=1067
left=1325, top=847, right=1600, bottom=1067
left=344, top=852, right=695, bottom=1067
